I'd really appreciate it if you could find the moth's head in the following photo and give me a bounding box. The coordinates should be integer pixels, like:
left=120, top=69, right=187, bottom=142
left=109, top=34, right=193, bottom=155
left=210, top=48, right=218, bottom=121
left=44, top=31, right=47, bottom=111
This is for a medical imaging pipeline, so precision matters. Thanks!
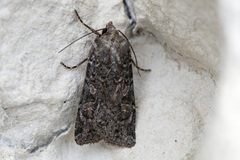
left=102, top=21, right=116, bottom=34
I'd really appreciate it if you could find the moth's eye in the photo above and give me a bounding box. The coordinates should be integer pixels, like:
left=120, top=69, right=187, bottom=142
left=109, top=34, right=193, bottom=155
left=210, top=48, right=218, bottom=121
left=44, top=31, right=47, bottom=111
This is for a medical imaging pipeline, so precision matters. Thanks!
left=102, top=28, right=107, bottom=34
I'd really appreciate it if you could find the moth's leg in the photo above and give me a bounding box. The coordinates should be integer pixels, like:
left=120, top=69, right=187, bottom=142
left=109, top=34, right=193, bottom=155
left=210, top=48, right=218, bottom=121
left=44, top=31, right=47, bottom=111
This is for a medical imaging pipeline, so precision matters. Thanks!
left=131, top=59, right=151, bottom=72
left=74, top=10, right=100, bottom=36
left=60, top=58, right=88, bottom=70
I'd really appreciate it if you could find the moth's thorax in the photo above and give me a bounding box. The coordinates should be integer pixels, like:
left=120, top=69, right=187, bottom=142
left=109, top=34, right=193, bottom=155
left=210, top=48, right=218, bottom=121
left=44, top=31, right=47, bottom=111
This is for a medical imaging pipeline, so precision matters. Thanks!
left=93, top=24, right=130, bottom=67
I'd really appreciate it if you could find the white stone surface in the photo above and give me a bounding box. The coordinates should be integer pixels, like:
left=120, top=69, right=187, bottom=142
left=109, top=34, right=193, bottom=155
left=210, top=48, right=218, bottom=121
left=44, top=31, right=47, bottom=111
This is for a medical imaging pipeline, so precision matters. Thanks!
left=0, top=0, right=219, bottom=160
left=132, top=0, right=221, bottom=77
left=196, top=0, right=240, bottom=160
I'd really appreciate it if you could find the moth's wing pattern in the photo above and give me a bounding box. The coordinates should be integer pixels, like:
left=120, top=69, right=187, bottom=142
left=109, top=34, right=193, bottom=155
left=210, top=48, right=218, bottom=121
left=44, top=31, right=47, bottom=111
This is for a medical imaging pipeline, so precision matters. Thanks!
left=93, top=35, right=136, bottom=147
left=74, top=22, right=136, bottom=147
left=74, top=47, right=102, bottom=145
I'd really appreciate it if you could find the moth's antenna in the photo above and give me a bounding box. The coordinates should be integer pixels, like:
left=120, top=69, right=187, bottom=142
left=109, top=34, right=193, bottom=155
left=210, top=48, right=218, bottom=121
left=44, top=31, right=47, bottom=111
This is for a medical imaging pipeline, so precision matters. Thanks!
left=58, top=28, right=105, bottom=53
left=75, top=10, right=100, bottom=36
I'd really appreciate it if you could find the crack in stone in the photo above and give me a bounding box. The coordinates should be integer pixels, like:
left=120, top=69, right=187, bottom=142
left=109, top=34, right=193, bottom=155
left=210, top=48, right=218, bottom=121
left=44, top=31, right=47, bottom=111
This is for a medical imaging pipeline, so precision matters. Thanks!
left=123, top=0, right=136, bottom=28
left=27, top=124, right=71, bottom=153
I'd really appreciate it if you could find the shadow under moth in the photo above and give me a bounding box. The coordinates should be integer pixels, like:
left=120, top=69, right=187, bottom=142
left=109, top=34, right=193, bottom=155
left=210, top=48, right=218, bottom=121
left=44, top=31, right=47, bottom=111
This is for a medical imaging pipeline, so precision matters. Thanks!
left=60, top=10, right=150, bottom=147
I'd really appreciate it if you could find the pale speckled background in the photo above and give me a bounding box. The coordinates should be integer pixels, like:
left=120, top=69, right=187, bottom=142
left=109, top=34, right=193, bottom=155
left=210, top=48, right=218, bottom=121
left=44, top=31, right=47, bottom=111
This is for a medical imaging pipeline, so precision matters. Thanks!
left=0, top=0, right=238, bottom=159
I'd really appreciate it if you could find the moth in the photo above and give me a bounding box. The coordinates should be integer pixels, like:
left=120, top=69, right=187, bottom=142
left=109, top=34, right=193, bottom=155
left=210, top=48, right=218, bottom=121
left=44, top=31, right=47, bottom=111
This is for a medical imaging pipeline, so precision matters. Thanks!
left=60, top=10, right=150, bottom=147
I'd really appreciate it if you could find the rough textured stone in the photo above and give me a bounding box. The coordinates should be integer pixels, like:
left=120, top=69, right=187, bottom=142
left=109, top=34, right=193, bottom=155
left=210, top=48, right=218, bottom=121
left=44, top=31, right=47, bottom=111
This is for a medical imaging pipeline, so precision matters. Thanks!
left=0, top=0, right=219, bottom=159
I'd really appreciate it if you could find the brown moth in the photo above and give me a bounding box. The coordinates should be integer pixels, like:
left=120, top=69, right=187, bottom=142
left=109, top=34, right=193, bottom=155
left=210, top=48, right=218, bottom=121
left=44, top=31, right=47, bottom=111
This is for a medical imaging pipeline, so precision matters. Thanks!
left=60, top=10, right=150, bottom=147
